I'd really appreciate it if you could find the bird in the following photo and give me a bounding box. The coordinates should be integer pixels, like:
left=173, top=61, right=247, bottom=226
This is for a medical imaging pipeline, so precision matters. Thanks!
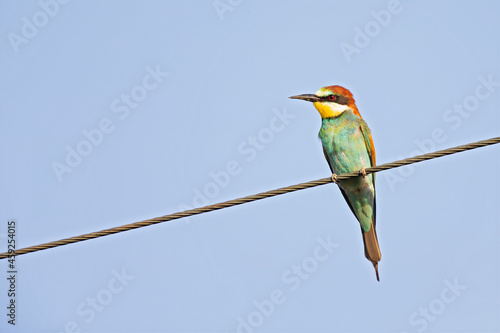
left=289, top=85, right=381, bottom=281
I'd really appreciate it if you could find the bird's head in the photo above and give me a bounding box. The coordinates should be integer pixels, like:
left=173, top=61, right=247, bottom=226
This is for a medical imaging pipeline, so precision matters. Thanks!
left=289, top=85, right=360, bottom=119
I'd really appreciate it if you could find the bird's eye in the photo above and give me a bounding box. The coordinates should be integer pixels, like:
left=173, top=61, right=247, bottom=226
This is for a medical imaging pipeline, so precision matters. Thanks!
left=328, top=95, right=335, bottom=101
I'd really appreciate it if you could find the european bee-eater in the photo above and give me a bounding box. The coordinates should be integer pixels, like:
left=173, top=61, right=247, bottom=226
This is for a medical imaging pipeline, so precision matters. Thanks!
left=290, top=85, right=381, bottom=281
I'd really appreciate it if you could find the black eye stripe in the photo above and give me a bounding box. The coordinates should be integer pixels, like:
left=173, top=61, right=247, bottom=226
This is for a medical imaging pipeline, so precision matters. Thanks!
left=322, top=95, right=350, bottom=105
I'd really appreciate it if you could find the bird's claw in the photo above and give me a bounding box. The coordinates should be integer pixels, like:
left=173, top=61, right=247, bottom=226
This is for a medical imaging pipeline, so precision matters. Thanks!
left=331, top=174, right=339, bottom=184
left=359, top=167, right=367, bottom=177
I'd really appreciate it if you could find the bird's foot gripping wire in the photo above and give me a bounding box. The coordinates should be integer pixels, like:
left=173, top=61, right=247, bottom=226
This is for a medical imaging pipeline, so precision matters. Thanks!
left=359, top=167, right=367, bottom=177
left=331, top=174, right=339, bottom=184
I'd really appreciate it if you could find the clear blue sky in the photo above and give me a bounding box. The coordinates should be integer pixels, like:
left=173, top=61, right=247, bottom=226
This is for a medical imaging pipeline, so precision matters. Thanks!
left=1, top=1, right=499, bottom=332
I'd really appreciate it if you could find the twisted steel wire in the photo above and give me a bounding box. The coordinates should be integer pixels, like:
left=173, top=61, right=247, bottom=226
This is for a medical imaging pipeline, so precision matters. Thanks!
left=1, top=136, right=499, bottom=260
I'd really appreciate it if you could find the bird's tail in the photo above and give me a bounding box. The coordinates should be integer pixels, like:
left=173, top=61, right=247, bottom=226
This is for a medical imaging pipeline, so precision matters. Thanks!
left=361, top=223, right=381, bottom=281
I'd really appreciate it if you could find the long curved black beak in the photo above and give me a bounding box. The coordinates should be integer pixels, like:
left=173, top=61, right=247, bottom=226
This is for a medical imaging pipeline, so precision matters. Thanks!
left=289, top=94, right=321, bottom=103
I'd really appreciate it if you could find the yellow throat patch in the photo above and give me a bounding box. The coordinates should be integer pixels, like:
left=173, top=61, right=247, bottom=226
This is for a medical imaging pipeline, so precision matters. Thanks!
left=313, top=102, right=349, bottom=119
